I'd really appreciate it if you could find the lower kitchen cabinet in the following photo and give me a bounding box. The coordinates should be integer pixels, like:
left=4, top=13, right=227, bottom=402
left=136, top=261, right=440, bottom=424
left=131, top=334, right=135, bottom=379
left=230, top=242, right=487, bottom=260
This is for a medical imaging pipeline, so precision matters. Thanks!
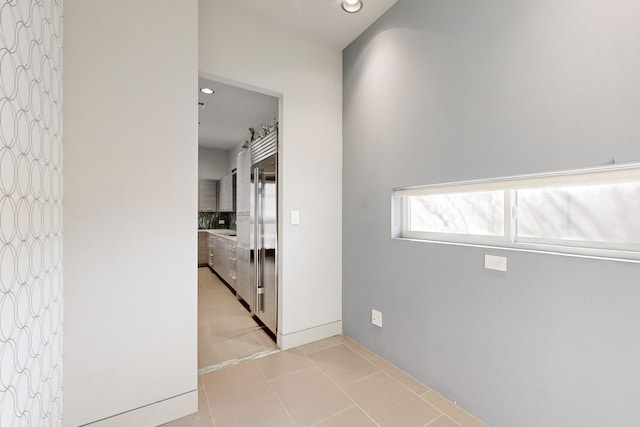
left=205, top=232, right=238, bottom=291
left=198, top=232, right=208, bottom=266
left=212, top=235, right=227, bottom=279
left=226, top=240, right=237, bottom=290
left=207, top=235, right=215, bottom=268
left=236, top=243, right=251, bottom=306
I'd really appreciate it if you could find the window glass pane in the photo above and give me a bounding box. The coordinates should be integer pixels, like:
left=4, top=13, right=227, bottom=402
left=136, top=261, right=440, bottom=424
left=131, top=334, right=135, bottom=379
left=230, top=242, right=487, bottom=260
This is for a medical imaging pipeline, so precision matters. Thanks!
left=516, top=183, right=640, bottom=244
left=408, top=191, right=504, bottom=236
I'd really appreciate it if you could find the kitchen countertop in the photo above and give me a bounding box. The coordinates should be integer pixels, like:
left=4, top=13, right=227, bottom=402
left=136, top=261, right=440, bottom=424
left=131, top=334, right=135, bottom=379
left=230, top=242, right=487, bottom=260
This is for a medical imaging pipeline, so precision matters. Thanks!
left=198, top=229, right=237, bottom=241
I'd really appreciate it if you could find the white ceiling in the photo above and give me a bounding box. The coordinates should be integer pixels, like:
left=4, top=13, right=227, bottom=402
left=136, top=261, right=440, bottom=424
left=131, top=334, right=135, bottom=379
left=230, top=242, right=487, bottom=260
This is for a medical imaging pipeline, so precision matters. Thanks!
left=229, top=0, right=398, bottom=49
left=198, top=78, right=278, bottom=150
left=198, top=0, right=398, bottom=150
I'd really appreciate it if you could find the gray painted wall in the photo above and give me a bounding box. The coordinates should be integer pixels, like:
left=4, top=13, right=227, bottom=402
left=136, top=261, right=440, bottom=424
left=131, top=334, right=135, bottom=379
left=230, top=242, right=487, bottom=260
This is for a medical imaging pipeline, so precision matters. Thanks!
left=342, top=1, right=640, bottom=426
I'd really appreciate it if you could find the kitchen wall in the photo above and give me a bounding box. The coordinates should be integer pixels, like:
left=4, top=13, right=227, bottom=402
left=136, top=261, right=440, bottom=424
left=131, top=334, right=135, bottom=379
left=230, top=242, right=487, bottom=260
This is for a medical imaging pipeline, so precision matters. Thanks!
left=199, top=146, right=230, bottom=179
left=343, top=1, right=640, bottom=426
left=200, top=1, right=343, bottom=348
left=63, top=0, right=198, bottom=425
left=0, top=1, right=63, bottom=425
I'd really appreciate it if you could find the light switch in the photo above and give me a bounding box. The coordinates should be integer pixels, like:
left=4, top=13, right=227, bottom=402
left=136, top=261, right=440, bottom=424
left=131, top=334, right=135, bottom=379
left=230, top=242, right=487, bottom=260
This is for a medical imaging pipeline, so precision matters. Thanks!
left=291, top=210, right=300, bottom=225
left=485, top=254, right=507, bottom=272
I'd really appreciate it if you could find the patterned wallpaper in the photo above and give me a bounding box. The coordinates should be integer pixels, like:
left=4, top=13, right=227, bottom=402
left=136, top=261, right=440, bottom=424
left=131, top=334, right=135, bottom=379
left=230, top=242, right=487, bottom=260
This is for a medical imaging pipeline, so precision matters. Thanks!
left=1, top=0, right=63, bottom=425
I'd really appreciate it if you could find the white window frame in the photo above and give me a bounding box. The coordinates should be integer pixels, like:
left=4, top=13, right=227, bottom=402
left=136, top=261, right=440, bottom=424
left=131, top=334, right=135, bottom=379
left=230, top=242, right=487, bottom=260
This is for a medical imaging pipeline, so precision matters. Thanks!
left=394, top=163, right=640, bottom=263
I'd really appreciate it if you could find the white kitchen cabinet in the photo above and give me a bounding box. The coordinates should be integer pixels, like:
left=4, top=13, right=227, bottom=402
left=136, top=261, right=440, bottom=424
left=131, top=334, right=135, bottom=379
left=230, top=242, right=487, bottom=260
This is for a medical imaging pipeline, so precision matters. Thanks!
left=236, top=149, right=251, bottom=214
left=218, top=173, right=234, bottom=212
left=198, top=179, right=218, bottom=212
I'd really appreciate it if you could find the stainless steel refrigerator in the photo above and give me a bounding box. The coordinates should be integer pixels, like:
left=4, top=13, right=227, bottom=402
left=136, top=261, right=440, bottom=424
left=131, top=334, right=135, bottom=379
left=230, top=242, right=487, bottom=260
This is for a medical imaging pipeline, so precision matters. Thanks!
left=236, top=130, right=278, bottom=339
left=252, top=153, right=277, bottom=336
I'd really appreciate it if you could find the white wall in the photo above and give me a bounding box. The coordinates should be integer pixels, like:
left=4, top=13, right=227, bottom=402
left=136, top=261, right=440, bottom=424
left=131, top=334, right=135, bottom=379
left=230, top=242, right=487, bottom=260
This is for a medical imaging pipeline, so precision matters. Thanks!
left=199, top=0, right=343, bottom=347
left=63, top=1, right=198, bottom=425
left=0, top=1, right=63, bottom=425
left=198, top=147, right=230, bottom=179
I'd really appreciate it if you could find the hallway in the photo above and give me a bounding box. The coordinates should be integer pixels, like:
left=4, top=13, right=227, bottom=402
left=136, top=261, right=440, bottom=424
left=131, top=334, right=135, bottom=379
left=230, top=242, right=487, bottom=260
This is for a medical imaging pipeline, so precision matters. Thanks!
left=164, top=335, right=488, bottom=427
left=198, top=268, right=277, bottom=370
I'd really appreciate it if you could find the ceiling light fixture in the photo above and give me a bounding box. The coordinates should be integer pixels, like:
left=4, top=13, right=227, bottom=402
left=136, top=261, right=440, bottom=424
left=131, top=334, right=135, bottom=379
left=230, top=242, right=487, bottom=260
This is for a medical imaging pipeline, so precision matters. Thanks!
left=341, top=0, right=363, bottom=13
left=200, top=87, right=214, bottom=95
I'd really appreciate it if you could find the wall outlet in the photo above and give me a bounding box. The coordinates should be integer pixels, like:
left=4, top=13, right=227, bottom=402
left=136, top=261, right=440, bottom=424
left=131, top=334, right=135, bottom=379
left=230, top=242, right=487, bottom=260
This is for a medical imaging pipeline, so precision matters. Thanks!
left=485, top=254, right=507, bottom=272
left=371, top=309, right=382, bottom=328
left=218, top=219, right=225, bottom=225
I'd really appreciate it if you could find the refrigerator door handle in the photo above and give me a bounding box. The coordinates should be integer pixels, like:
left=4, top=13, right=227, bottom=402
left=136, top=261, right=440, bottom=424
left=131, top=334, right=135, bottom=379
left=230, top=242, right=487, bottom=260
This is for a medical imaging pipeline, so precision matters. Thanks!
left=254, top=165, right=262, bottom=314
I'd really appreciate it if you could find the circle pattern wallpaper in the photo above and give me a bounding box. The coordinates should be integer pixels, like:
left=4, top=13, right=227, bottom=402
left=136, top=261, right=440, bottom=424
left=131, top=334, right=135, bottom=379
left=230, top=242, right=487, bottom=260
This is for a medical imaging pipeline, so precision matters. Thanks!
left=0, top=0, right=63, bottom=425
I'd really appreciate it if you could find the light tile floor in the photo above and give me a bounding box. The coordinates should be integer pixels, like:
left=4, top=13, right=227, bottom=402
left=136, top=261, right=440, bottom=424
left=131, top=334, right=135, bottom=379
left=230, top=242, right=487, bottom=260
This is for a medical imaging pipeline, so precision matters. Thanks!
left=198, top=267, right=277, bottom=370
left=164, top=334, right=489, bottom=427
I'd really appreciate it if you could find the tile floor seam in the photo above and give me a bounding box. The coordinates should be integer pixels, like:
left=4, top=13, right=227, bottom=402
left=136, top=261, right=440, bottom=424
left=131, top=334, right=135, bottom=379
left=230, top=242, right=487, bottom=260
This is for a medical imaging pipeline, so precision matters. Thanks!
left=259, top=362, right=318, bottom=383
left=421, top=390, right=489, bottom=427
left=201, top=360, right=277, bottom=421
left=333, top=345, right=428, bottom=397
left=304, top=356, right=369, bottom=424
left=371, top=357, right=433, bottom=398
left=438, top=414, right=463, bottom=427
left=266, top=364, right=306, bottom=380
left=260, top=366, right=300, bottom=427
left=307, top=404, right=358, bottom=427
left=342, top=369, right=446, bottom=427
left=299, top=341, right=344, bottom=357
left=424, top=414, right=465, bottom=427
left=352, top=402, right=382, bottom=427
left=305, top=343, right=381, bottom=385
left=337, top=368, right=382, bottom=388
left=202, top=383, right=216, bottom=427
left=423, top=415, right=445, bottom=427
left=304, top=351, right=386, bottom=427
left=339, top=337, right=379, bottom=361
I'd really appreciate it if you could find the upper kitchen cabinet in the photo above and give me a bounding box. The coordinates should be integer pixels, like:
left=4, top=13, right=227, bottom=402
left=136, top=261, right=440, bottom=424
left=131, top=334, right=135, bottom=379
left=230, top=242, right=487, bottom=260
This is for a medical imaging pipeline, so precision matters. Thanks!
left=198, top=179, right=218, bottom=212
left=218, top=173, right=235, bottom=212
left=236, top=149, right=251, bottom=214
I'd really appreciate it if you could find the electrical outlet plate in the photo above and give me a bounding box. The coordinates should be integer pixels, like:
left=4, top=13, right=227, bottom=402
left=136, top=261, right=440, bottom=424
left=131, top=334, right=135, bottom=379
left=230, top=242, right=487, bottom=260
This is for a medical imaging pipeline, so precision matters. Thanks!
left=485, top=254, right=507, bottom=272
left=371, top=309, right=382, bottom=327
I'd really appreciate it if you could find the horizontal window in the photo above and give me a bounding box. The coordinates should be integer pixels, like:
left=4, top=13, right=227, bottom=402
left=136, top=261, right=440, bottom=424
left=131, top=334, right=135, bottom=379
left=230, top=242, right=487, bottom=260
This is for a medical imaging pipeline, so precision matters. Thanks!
left=394, top=163, right=640, bottom=261
left=407, top=191, right=505, bottom=237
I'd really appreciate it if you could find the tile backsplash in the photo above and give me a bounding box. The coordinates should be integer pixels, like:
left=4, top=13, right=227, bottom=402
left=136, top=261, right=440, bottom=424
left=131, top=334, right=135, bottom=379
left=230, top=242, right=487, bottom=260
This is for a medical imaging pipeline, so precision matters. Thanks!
left=198, top=212, right=236, bottom=230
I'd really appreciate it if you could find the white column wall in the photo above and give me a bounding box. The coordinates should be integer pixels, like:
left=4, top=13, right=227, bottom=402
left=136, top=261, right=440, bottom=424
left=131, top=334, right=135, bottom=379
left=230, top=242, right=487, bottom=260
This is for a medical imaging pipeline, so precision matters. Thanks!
left=199, top=1, right=343, bottom=348
left=63, top=1, right=198, bottom=425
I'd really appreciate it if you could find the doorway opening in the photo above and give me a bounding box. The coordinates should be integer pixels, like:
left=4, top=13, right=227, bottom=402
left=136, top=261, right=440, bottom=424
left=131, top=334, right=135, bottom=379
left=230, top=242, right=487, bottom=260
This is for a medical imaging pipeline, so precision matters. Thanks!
left=197, top=76, right=280, bottom=372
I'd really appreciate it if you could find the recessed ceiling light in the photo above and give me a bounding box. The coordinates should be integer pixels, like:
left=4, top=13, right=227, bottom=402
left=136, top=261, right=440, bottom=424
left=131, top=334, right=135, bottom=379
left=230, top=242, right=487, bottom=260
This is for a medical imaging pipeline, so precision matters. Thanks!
left=200, top=87, right=214, bottom=95
left=341, top=0, right=363, bottom=13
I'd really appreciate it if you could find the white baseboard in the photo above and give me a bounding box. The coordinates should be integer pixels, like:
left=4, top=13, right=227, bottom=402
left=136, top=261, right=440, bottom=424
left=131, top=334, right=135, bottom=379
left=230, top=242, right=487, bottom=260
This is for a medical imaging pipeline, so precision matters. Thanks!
left=80, top=390, right=198, bottom=427
left=278, top=320, right=343, bottom=350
